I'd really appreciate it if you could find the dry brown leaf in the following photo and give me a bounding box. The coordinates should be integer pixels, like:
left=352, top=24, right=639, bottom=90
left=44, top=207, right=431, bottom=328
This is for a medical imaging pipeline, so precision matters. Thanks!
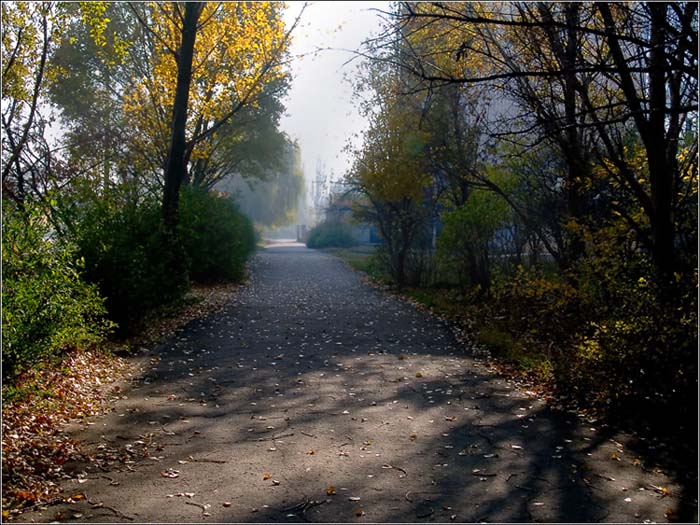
left=326, top=486, right=337, bottom=496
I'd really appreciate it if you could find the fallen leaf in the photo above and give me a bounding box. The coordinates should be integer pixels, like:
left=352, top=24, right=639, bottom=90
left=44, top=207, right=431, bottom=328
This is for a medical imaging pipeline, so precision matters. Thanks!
left=14, top=491, right=36, bottom=502
left=326, top=486, right=337, bottom=496
left=262, top=473, right=271, bottom=480
left=410, top=434, right=417, bottom=441
left=160, top=469, right=179, bottom=478
left=355, top=508, right=365, bottom=516
left=223, top=502, right=232, bottom=507
left=306, top=450, right=315, bottom=455
left=415, top=372, right=423, bottom=378
left=610, top=453, right=620, bottom=461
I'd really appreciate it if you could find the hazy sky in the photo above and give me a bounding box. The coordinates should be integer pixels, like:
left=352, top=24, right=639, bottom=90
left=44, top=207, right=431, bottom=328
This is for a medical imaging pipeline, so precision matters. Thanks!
left=280, top=1, right=390, bottom=183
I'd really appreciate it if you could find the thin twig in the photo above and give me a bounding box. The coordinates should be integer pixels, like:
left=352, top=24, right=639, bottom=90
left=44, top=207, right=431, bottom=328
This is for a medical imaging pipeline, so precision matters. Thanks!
left=184, top=500, right=208, bottom=515
left=87, top=496, right=135, bottom=520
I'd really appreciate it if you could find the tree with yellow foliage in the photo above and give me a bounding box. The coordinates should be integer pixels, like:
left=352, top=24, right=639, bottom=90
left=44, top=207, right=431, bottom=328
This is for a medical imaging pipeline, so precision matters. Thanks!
left=117, top=2, right=295, bottom=228
left=378, top=1, right=698, bottom=282
left=347, top=58, right=435, bottom=286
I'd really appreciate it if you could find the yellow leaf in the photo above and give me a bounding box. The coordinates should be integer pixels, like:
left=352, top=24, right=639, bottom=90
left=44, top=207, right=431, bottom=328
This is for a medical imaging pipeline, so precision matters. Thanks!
left=262, top=473, right=271, bottom=480
left=326, top=486, right=337, bottom=496
left=415, top=372, right=423, bottom=378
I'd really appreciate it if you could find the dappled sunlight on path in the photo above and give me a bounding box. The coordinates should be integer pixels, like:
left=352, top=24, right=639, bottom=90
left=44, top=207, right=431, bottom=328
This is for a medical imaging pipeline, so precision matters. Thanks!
left=22, top=244, right=688, bottom=523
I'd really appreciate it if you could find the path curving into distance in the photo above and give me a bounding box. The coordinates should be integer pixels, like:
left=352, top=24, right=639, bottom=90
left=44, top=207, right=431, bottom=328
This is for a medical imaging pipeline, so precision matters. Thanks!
left=25, top=242, right=689, bottom=523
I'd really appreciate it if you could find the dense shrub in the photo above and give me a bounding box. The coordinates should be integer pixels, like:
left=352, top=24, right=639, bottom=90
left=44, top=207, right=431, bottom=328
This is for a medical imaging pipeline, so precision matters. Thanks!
left=487, top=239, right=697, bottom=431
left=178, top=187, right=257, bottom=283
left=565, top=227, right=697, bottom=426
left=2, top=202, right=113, bottom=379
left=436, top=189, right=510, bottom=291
left=70, top=188, right=189, bottom=334
left=306, top=220, right=357, bottom=249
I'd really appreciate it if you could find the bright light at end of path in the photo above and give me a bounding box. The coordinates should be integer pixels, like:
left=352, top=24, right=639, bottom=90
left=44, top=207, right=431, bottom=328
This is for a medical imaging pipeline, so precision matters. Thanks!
left=280, top=2, right=391, bottom=180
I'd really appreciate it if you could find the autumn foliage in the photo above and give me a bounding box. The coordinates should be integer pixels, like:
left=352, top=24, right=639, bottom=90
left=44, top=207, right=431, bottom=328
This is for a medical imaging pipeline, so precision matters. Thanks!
left=346, top=1, right=697, bottom=440
left=2, top=1, right=294, bottom=513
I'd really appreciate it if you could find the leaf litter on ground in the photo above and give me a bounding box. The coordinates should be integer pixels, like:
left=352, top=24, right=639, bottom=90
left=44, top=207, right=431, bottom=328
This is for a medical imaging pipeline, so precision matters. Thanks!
left=2, top=281, right=244, bottom=517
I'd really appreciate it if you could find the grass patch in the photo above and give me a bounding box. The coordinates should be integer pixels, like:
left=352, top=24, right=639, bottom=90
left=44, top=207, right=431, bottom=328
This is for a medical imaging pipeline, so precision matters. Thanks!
left=326, top=246, right=391, bottom=283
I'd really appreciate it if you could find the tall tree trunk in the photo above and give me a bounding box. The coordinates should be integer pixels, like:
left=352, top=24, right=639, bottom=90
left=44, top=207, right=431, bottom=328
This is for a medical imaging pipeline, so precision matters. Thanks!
left=162, top=2, right=203, bottom=230
left=646, top=3, right=676, bottom=282
left=562, top=3, right=586, bottom=267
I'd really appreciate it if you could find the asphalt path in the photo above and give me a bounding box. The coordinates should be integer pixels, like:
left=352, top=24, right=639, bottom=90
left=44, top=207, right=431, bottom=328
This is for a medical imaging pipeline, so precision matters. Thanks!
left=22, top=242, right=689, bottom=523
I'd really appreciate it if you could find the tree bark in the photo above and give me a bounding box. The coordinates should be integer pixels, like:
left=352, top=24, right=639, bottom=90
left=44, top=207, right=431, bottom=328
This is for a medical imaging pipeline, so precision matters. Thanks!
left=646, top=3, right=676, bottom=282
left=162, top=2, right=203, bottom=230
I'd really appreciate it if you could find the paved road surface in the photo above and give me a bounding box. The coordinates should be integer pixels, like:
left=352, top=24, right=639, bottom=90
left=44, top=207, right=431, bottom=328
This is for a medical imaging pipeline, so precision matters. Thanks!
left=22, top=243, right=690, bottom=523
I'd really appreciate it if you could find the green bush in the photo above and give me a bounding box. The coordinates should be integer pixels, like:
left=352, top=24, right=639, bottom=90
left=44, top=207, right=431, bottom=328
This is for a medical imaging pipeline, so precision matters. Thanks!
left=70, top=187, right=189, bottom=334
left=178, top=186, right=256, bottom=283
left=436, top=189, right=510, bottom=291
left=2, top=202, right=113, bottom=379
left=306, top=220, right=357, bottom=249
